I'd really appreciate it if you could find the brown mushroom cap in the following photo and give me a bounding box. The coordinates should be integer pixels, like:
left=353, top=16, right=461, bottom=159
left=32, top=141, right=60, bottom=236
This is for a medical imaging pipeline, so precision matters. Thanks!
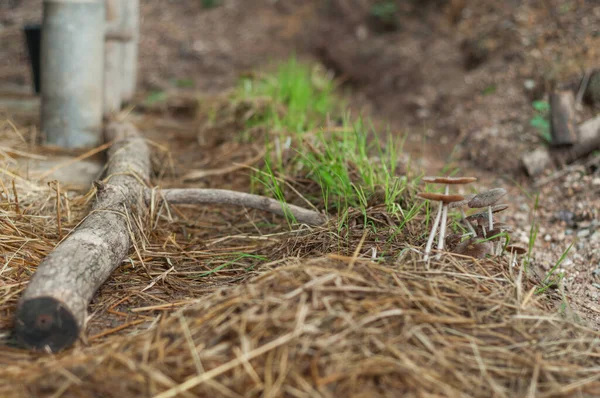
left=453, top=239, right=492, bottom=259
left=417, top=192, right=465, bottom=203
left=448, top=194, right=476, bottom=209
left=423, top=176, right=478, bottom=185
left=506, top=245, right=527, bottom=255
left=493, top=222, right=513, bottom=231
left=468, top=188, right=507, bottom=208
left=465, top=204, right=509, bottom=222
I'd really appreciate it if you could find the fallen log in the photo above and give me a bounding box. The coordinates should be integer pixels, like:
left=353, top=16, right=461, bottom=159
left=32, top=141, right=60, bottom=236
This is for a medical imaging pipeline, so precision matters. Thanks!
left=15, top=122, right=149, bottom=352
left=147, top=188, right=326, bottom=226
left=15, top=123, right=326, bottom=352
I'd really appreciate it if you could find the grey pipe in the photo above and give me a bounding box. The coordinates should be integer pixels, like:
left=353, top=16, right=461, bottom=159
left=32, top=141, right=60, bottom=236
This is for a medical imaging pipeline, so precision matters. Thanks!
left=121, top=0, right=139, bottom=103
left=104, top=0, right=124, bottom=115
left=41, top=0, right=105, bottom=148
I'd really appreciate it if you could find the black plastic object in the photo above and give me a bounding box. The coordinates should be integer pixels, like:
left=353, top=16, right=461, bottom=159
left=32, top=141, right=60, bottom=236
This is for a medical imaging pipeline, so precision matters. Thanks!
left=23, top=24, right=42, bottom=94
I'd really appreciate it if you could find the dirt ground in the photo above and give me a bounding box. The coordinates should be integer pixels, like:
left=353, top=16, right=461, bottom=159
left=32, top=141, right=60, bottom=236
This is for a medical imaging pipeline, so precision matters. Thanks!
left=2, top=0, right=598, bottom=327
left=1, top=0, right=600, bottom=394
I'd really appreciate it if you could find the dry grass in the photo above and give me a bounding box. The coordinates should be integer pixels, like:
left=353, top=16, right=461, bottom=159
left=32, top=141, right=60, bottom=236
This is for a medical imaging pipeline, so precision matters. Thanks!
left=1, top=97, right=599, bottom=397
left=1, top=254, right=599, bottom=397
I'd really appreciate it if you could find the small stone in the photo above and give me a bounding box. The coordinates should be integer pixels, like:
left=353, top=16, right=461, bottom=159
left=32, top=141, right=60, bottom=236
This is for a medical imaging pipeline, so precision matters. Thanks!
left=524, top=79, right=536, bottom=90
left=521, top=147, right=552, bottom=177
left=544, top=234, right=552, bottom=242
left=561, top=258, right=573, bottom=268
left=356, top=25, right=368, bottom=41
left=577, top=229, right=591, bottom=238
left=554, top=210, right=576, bottom=227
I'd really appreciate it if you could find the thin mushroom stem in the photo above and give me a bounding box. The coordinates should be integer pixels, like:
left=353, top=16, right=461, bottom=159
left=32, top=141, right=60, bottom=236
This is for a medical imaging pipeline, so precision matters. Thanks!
left=435, top=184, right=450, bottom=259
left=460, top=208, right=476, bottom=236
left=424, top=200, right=443, bottom=262
left=488, top=205, right=494, bottom=231
left=437, top=203, right=449, bottom=259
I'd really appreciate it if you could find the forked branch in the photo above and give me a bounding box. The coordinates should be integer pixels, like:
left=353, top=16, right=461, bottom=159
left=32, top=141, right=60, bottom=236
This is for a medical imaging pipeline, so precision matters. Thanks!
left=146, top=188, right=326, bottom=226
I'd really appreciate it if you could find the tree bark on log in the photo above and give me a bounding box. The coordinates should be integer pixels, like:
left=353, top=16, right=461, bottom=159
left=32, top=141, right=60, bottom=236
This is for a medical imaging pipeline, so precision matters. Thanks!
left=15, top=122, right=149, bottom=352
left=550, top=90, right=578, bottom=147
left=147, top=188, right=326, bottom=226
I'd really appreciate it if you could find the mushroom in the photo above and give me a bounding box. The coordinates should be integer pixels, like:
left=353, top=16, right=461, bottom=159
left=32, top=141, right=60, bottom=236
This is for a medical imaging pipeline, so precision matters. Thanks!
left=418, top=192, right=466, bottom=261
left=421, top=176, right=477, bottom=260
left=491, top=222, right=513, bottom=232
left=449, top=193, right=476, bottom=236
left=468, top=188, right=507, bottom=232
left=505, top=245, right=527, bottom=267
left=453, top=238, right=493, bottom=259
left=484, top=226, right=508, bottom=256
left=465, top=204, right=509, bottom=236
left=445, top=232, right=464, bottom=252
left=422, top=176, right=478, bottom=195
left=475, top=222, right=513, bottom=255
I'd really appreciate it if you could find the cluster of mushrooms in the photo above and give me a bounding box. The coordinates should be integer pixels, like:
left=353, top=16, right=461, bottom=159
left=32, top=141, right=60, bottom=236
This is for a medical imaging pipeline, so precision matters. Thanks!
left=418, top=176, right=527, bottom=263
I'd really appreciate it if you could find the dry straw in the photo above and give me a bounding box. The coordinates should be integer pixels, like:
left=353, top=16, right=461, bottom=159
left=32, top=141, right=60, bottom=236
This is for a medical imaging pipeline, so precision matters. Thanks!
left=0, top=116, right=598, bottom=397
left=1, top=255, right=599, bottom=397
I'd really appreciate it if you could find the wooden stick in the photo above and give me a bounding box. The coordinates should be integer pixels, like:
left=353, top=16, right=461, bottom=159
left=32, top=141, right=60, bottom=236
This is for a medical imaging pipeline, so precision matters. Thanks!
left=550, top=90, right=578, bottom=147
left=15, top=122, right=150, bottom=352
left=146, top=188, right=326, bottom=226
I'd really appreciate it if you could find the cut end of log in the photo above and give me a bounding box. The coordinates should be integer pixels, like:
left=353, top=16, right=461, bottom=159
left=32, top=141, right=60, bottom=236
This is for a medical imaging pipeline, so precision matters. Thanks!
left=15, top=297, right=79, bottom=352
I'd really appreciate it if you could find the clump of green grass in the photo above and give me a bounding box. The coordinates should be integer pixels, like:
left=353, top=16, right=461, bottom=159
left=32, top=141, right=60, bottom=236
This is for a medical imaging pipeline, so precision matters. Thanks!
left=238, top=57, right=334, bottom=134
left=298, top=117, right=407, bottom=215
left=535, top=241, right=573, bottom=295
left=201, top=0, right=221, bottom=9
left=236, top=57, right=411, bottom=226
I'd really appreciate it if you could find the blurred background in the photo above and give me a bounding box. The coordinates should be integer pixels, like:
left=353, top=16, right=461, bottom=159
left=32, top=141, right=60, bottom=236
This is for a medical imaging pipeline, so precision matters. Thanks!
left=2, top=0, right=598, bottom=174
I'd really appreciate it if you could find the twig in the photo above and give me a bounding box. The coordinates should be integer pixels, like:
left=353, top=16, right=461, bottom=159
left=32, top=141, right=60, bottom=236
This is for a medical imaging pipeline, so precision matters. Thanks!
left=534, top=153, right=600, bottom=188
left=54, top=181, right=62, bottom=240
left=11, top=180, right=20, bottom=215
left=0, top=145, right=47, bottom=160
left=88, top=319, right=146, bottom=341
left=182, top=148, right=266, bottom=182
left=37, top=140, right=114, bottom=181
left=348, top=230, right=368, bottom=271
left=145, top=188, right=326, bottom=226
